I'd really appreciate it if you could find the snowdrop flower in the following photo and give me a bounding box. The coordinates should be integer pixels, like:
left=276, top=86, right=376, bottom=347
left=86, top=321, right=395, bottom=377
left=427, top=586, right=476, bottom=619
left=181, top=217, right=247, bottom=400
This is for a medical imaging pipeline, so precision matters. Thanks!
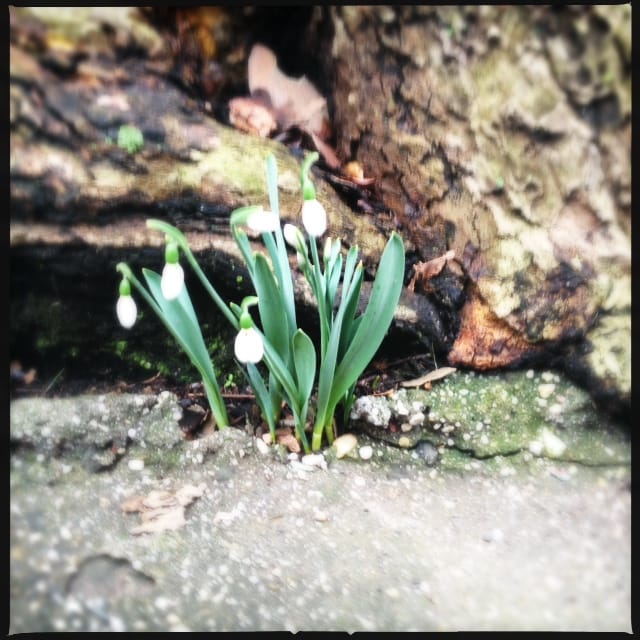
left=299, top=150, right=327, bottom=237
left=116, top=278, right=137, bottom=329
left=301, top=198, right=327, bottom=237
left=283, top=223, right=300, bottom=248
left=234, top=296, right=264, bottom=364
left=161, top=242, right=184, bottom=300
left=284, top=223, right=309, bottom=269
left=246, top=208, right=280, bottom=233
left=234, top=327, right=264, bottom=364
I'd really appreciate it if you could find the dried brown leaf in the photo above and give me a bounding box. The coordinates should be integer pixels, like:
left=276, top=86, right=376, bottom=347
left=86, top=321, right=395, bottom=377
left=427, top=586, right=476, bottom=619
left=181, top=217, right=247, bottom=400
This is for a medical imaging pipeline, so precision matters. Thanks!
left=276, top=427, right=301, bottom=453
left=401, top=366, right=457, bottom=388
left=248, top=44, right=328, bottom=137
left=310, top=131, right=342, bottom=169
left=121, top=484, right=206, bottom=535
left=228, top=96, right=278, bottom=138
left=408, top=250, right=456, bottom=292
left=131, top=507, right=186, bottom=535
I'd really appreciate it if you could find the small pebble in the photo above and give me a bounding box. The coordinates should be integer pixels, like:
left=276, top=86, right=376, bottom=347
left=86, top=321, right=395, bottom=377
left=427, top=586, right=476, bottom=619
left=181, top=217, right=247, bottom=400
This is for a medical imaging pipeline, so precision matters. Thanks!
left=538, top=383, right=556, bottom=399
left=358, top=445, right=373, bottom=460
left=127, top=459, right=145, bottom=471
left=254, top=437, right=270, bottom=455
left=409, top=412, right=425, bottom=426
left=541, top=427, right=567, bottom=458
left=301, top=454, right=327, bottom=470
left=482, top=528, right=504, bottom=543
left=528, top=440, right=544, bottom=456
left=333, top=434, right=358, bottom=459
left=415, top=441, right=438, bottom=465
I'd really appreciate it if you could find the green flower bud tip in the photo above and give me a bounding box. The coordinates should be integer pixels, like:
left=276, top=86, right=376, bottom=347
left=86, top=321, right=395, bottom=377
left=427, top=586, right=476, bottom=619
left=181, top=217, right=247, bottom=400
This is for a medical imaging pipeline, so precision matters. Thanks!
left=119, top=278, right=131, bottom=297
left=239, top=310, right=253, bottom=330
left=302, top=177, right=317, bottom=201
left=165, top=242, right=179, bottom=264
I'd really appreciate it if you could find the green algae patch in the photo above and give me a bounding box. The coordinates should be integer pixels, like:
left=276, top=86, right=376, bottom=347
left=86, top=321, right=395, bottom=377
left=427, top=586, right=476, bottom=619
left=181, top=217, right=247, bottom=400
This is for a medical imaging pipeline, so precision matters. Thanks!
left=414, top=370, right=630, bottom=464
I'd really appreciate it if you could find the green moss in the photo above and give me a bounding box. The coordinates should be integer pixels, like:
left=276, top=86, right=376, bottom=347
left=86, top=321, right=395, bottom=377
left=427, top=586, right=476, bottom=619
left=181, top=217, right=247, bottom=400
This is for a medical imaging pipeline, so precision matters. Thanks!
left=412, top=370, right=629, bottom=464
left=117, top=125, right=144, bottom=154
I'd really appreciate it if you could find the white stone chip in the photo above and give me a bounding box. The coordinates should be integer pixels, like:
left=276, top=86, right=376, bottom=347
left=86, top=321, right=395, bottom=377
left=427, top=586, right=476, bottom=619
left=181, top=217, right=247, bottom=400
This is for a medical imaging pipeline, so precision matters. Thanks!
left=127, top=458, right=145, bottom=471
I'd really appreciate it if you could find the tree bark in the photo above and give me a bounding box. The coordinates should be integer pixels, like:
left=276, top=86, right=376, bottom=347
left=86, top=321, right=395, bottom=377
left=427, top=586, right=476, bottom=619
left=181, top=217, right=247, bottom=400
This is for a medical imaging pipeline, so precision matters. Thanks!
left=9, top=7, right=630, bottom=416
left=326, top=5, right=630, bottom=412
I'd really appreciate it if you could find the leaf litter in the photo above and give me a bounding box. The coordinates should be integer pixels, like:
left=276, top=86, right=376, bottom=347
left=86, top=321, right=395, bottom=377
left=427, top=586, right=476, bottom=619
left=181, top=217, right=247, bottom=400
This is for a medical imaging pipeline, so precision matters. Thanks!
left=121, top=484, right=206, bottom=535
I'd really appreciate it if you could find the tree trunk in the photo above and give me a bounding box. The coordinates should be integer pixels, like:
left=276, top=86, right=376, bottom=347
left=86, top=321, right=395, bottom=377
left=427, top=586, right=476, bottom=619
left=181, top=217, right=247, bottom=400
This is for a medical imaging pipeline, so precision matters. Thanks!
left=326, top=5, right=630, bottom=413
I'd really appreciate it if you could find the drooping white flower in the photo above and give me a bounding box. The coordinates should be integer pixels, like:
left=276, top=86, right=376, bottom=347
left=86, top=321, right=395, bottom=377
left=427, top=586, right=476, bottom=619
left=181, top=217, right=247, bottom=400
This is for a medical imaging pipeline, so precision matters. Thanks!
left=283, top=223, right=300, bottom=248
left=116, top=294, right=137, bottom=329
left=301, top=198, right=327, bottom=237
left=161, top=241, right=184, bottom=300
left=234, top=327, right=264, bottom=363
left=247, top=208, right=280, bottom=233
left=161, top=262, right=184, bottom=300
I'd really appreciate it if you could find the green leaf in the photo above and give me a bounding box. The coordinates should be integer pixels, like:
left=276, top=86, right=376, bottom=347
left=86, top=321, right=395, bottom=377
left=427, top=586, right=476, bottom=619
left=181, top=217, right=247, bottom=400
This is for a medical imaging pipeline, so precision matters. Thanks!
left=260, top=334, right=301, bottom=416
left=231, top=226, right=255, bottom=277
left=326, top=253, right=343, bottom=314
left=292, top=329, right=316, bottom=408
left=329, top=232, right=405, bottom=408
left=246, top=363, right=276, bottom=436
left=253, top=254, right=290, bottom=362
left=142, top=269, right=228, bottom=427
left=266, top=154, right=279, bottom=215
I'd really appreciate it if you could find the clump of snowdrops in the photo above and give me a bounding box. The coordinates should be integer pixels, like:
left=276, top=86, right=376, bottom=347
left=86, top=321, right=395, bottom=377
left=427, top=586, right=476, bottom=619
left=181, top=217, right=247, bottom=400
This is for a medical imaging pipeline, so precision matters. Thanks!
left=116, top=152, right=405, bottom=452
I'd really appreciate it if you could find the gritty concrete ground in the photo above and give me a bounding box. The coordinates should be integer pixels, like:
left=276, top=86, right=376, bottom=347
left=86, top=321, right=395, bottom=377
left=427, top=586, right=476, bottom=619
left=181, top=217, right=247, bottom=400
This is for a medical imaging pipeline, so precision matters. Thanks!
left=9, top=393, right=632, bottom=633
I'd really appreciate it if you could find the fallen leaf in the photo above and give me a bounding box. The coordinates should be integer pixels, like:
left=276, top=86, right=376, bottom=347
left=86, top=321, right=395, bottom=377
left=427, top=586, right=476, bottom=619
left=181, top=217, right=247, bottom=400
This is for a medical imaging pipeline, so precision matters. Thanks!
left=401, top=366, right=457, bottom=388
left=132, top=507, right=186, bottom=535
left=121, top=484, right=205, bottom=535
left=234, top=44, right=340, bottom=168
left=309, top=131, right=342, bottom=169
left=248, top=44, right=327, bottom=135
left=276, top=427, right=301, bottom=453
left=228, top=95, right=278, bottom=138
left=448, top=292, right=544, bottom=369
left=408, top=250, right=456, bottom=292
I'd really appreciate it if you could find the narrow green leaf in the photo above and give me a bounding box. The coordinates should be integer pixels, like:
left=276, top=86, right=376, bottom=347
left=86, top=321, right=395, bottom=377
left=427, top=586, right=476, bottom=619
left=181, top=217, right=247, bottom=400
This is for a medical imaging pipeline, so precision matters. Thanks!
left=329, top=232, right=405, bottom=408
left=260, top=334, right=301, bottom=416
left=142, top=269, right=228, bottom=426
left=143, top=270, right=216, bottom=382
left=292, top=329, right=316, bottom=408
left=326, top=253, right=343, bottom=313
left=253, top=254, right=290, bottom=361
left=266, top=154, right=279, bottom=216
left=246, top=363, right=276, bottom=435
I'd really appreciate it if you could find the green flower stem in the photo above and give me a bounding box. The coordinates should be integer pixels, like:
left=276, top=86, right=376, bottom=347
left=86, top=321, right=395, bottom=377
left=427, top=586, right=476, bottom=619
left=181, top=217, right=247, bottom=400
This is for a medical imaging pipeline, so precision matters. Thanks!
left=309, top=237, right=330, bottom=356
left=116, top=262, right=229, bottom=428
left=146, top=219, right=239, bottom=330
left=260, top=334, right=311, bottom=453
left=300, top=151, right=320, bottom=200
